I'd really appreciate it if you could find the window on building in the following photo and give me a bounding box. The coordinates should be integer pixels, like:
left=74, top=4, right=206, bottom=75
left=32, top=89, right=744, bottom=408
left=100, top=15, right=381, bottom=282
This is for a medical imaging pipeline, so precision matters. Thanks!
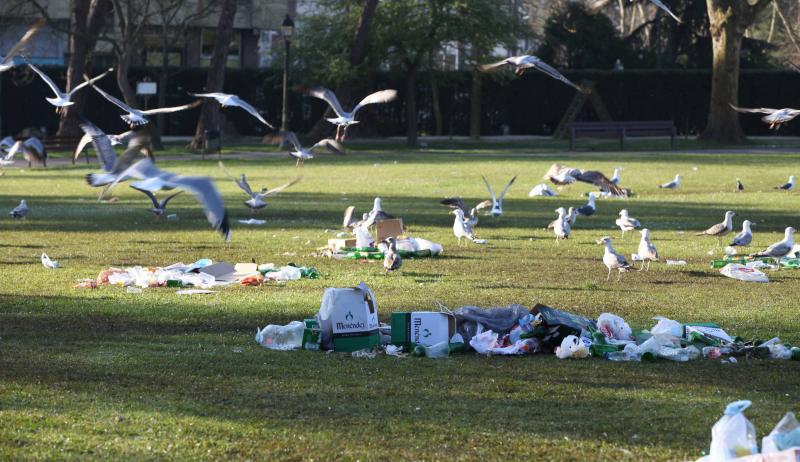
left=201, top=29, right=241, bottom=67
left=144, top=30, right=184, bottom=67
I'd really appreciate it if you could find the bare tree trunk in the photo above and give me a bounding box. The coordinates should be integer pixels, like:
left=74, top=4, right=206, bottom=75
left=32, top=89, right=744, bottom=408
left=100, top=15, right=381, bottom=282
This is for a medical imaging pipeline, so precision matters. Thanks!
left=116, top=49, right=138, bottom=106
left=469, top=69, right=482, bottom=140
left=189, top=0, right=238, bottom=150
left=431, top=77, right=443, bottom=137
left=405, top=63, right=418, bottom=147
left=57, top=0, right=113, bottom=137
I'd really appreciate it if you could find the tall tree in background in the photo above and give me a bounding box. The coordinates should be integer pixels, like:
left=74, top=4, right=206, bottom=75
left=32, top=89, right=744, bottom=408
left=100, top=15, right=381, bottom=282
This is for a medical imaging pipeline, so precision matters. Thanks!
left=701, top=0, right=771, bottom=143
left=189, top=0, right=237, bottom=149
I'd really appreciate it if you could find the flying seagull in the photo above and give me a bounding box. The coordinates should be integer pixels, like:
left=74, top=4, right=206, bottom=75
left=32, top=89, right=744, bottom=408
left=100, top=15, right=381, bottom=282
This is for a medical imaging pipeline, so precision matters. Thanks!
left=597, top=236, right=632, bottom=281
left=697, top=211, right=735, bottom=247
left=451, top=209, right=477, bottom=246
left=615, top=209, right=641, bottom=239
left=479, top=55, right=584, bottom=92
left=735, top=178, right=744, bottom=193
left=730, top=220, right=754, bottom=248
left=280, top=130, right=344, bottom=166
left=308, top=87, right=398, bottom=141
left=382, top=237, right=402, bottom=272
left=219, top=162, right=301, bottom=215
left=8, top=200, right=28, bottom=219
left=482, top=175, right=516, bottom=217
left=543, top=164, right=624, bottom=196
left=6, top=137, right=47, bottom=167
left=440, top=197, right=492, bottom=228
left=0, top=18, right=44, bottom=73
left=640, top=0, right=682, bottom=23
left=130, top=185, right=183, bottom=217
left=775, top=175, right=795, bottom=191
left=92, top=84, right=201, bottom=126
left=81, top=119, right=151, bottom=196
left=750, top=227, right=795, bottom=265
left=659, top=174, right=681, bottom=189
left=28, top=64, right=112, bottom=111
left=553, top=207, right=570, bottom=242
left=108, top=159, right=231, bottom=240
left=191, top=92, right=275, bottom=129
left=74, top=128, right=135, bottom=164
left=730, top=104, right=800, bottom=130
left=636, top=228, right=659, bottom=271
left=576, top=192, right=597, bottom=217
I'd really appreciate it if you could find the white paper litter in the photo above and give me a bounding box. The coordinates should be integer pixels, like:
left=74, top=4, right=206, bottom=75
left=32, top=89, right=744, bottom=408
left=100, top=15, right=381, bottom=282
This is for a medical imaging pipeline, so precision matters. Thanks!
left=176, top=289, right=216, bottom=295
left=239, top=218, right=266, bottom=225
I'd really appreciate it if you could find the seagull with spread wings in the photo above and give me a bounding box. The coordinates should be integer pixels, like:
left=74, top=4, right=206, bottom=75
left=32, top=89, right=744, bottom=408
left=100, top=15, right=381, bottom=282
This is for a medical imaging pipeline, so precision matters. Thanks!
left=130, top=186, right=183, bottom=217
left=92, top=84, right=201, bottom=126
left=309, top=87, right=398, bottom=141
left=219, top=162, right=301, bottom=215
left=28, top=64, right=112, bottom=111
left=73, top=127, right=135, bottom=164
left=730, top=104, right=800, bottom=130
left=482, top=175, right=516, bottom=217
left=191, top=92, right=275, bottom=129
left=543, top=164, right=624, bottom=196
left=0, top=19, right=44, bottom=73
left=81, top=118, right=152, bottom=197
left=280, top=130, right=344, bottom=166
left=4, top=137, right=47, bottom=167
left=440, top=197, right=492, bottom=228
left=479, top=55, right=584, bottom=92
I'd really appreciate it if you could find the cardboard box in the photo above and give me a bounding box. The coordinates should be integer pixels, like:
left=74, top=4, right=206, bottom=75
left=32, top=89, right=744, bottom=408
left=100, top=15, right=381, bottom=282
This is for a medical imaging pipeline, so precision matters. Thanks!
left=391, top=312, right=456, bottom=349
left=328, top=238, right=356, bottom=251
left=376, top=218, right=404, bottom=241
left=320, top=282, right=380, bottom=352
left=529, top=304, right=597, bottom=351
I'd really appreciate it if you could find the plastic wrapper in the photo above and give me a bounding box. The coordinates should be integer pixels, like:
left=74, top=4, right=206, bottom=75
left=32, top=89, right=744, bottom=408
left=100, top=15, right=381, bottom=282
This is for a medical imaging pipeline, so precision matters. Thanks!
left=762, top=412, right=800, bottom=454
left=454, top=304, right=531, bottom=346
left=651, top=316, right=683, bottom=337
left=255, top=321, right=304, bottom=350
left=720, top=264, right=769, bottom=283
left=708, top=400, right=758, bottom=461
left=555, top=335, right=589, bottom=359
left=597, top=313, right=633, bottom=340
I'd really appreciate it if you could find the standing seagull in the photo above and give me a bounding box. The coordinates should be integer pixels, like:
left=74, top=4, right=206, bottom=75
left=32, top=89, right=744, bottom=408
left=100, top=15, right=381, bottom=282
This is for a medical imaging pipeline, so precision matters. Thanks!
left=735, top=178, right=744, bottom=192
left=479, top=55, right=584, bottom=92
left=92, top=84, right=201, bottom=126
left=730, top=104, right=800, bottom=130
left=191, top=92, right=275, bottom=128
left=553, top=207, right=571, bottom=242
left=440, top=197, right=492, bottom=228
left=730, top=220, right=754, bottom=249
left=482, top=175, right=517, bottom=217
left=309, top=87, right=398, bottom=142
left=597, top=236, right=632, bottom=281
left=775, top=176, right=795, bottom=191
left=750, top=227, right=796, bottom=267
left=576, top=192, right=597, bottom=217
left=28, top=64, right=112, bottom=111
left=636, top=229, right=659, bottom=271
left=220, top=162, right=301, bottom=215
left=382, top=237, right=402, bottom=272
left=610, top=167, right=623, bottom=185
left=130, top=186, right=183, bottom=217
left=659, top=174, right=681, bottom=189
left=548, top=206, right=577, bottom=229
left=452, top=209, right=477, bottom=246
left=8, top=200, right=28, bottom=219
left=615, top=209, right=641, bottom=239
left=697, top=211, right=736, bottom=247
left=0, top=18, right=44, bottom=73
left=280, top=130, right=344, bottom=166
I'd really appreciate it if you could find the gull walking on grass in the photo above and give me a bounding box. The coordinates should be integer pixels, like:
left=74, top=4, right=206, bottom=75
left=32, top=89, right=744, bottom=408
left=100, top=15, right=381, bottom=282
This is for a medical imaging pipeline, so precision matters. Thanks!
left=615, top=209, right=641, bottom=239
left=553, top=207, right=571, bottom=242
left=697, top=211, right=735, bottom=247
left=8, top=200, right=28, bottom=219
left=636, top=229, right=659, bottom=271
left=597, top=236, right=631, bottom=281
left=730, top=220, right=754, bottom=249
left=750, top=227, right=796, bottom=269
left=548, top=206, right=576, bottom=229
left=659, top=174, right=681, bottom=189
left=576, top=192, right=597, bottom=216
left=775, top=176, right=795, bottom=191
left=309, top=87, right=398, bottom=142
left=382, top=237, right=402, bottom=272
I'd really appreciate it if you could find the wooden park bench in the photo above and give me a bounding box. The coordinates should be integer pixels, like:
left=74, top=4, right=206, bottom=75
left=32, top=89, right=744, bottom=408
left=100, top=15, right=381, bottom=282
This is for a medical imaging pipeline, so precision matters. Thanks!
left=567, top=120, right=676, bottom=151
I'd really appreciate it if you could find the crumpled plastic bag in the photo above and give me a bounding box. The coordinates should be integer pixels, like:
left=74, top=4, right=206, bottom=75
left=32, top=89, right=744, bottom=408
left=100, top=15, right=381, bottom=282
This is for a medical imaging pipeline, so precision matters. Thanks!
left=762, top=412, right=800, bottom=454
left=255, top=321, right=304, bottom=350
left=469, top=326, right=535, bottom=355
left=651, top=316, right=683, bottom=337
left=264, top=266, right=302, bottom=282
left=528, top=183, right=557, bottom=197
left=720, top=263, right=768, bottom=283
left=708, top=400, right=758, bottom=461
left=555, top=335, right=589, bottom=359
left=454, top=304, right=531, bottom=346
left=597, top=313, right=633, bottom=341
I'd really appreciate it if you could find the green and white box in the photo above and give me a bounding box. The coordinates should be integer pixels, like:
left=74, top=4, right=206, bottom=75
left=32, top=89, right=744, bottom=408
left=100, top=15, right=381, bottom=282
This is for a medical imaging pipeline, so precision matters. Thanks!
left=319, top=282, right=380, bottom=352
left=391, top=312, right=456, bottom=349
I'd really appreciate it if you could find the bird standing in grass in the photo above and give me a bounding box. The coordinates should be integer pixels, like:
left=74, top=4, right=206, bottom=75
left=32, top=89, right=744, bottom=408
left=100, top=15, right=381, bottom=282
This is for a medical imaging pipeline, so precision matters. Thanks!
left=597, top=236, right=631, bottom=281
left=553, top=207, right=570, bottom=242
left=636, top=229, right=659, bottom=271
left=383, top=237, right=402, bottom=272
left=697, top=211, right=735, bottom=247
left=659, top=174, right=681, bottom=189
left=452, top=209, right=476, bottom=246
left=735, top=178, right=744, bottom=192
left=610, top=167, right=623, bottom=186
left=440, top=197, right=492, bottom=228
left=8, top=200, right=28, bottom=219
left=615, top=209, right=641, bottom=239
left=547, top=206, right=576, bottom=229
left=730, top=220, right=754, bottom=249
left=576, top=192, right=597, bottom=217
left=750, top=227, right=795, bottom=269
left=775, top=176, right=795, bottom=191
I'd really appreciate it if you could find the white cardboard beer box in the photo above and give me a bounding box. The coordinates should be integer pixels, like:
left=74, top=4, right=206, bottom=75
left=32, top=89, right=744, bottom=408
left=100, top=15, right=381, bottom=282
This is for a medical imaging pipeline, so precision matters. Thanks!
left=319, top=282, right=380, bottom=352
left=391, top=311, right=456, bottom=349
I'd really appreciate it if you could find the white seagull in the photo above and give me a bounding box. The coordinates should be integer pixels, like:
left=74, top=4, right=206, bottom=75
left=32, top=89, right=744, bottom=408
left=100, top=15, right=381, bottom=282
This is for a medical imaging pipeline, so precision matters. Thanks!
left=5, top=137, right=47, bottom=167
left=547, top=206, right=577, bottom=229
left=74, top=128, right=135, bottom=163
left=659, top=174, right=681, bottom=189
left=544, top=164, right=624, bottom=196
left=0, top=19, right=44, bottom=73
left=191, top=92, right=275, bottom=129
left=219, top=162, right=301, bottom=215
left=730, top=104, right=800, bottom=130
left=730, top=220, right=754, bottom=248
left=130, top=186, right=183, bottom=217
left=309, top=87, right=398, bottom=141
left=615, top=209, right=641, bottom=239
left=8, top=200, right=28, bottom=219
left=452, top=209, right=477, bottom=246
left=440, top=197, right=492, bottom=228
left=553, top=207, right=571, bottom=242
left=775, top=175, right=795, bottom=191
left=482, top=175, right=517, bottom=217
left=479, top=55, right=584, bottom=92
left=610, top=167, right=622, bottom=185
left=81, top=119, right=151, bottom=194
left=92, top=84, right=201, bottom=126
left=636, top=229, right=659, bottom=271
left=28, top=64, right=112, bottom=111
left=280, top=130, right=344, bottom=166
left=697, top=211, right=735, bottom=243
left=750, top=227, right=796, bottom=265
left=576, top=192, right=597, bottom=216
left=382, top=237, right=402, bottom=272
left=597, top=236, right=632, bottom=281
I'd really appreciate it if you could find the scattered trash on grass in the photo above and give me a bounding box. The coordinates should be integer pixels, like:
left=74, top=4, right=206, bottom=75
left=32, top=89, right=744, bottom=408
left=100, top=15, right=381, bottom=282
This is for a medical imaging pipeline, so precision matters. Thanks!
left=239, top=218, right=266, bottom=225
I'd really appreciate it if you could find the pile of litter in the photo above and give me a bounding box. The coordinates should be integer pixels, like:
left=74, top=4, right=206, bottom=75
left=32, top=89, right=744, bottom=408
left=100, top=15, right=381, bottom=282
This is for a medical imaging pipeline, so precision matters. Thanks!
left=319, top=217, right=443, bottom=260
left=696, top=400, right=800, bottom=462
left=711, top=255, right=800, bottom=283
left=255, top=282, right=799, bottom=363
left=75, top=259, right=319, bottom=290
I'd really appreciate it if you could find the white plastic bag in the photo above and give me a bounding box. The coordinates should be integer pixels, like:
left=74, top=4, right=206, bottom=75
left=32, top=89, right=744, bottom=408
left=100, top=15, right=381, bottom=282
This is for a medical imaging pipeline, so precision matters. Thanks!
left=255, top=321, right=304, bottom=350
left=264, top=266, right=302, bottom=282
left=555, top=335, right=589, bottom=359
left=528, top=183, right=557, bottom=197
left=720, top=264, right=769, bottom=283
left=469, top=328, right=499, bottom=355
left=762, top=412, right=800, bottom=454
left=597, top=313, right=633, bottom=340
left=651, top=316, right=683, bottom=337
left=708, top=400, right=758, bottom=461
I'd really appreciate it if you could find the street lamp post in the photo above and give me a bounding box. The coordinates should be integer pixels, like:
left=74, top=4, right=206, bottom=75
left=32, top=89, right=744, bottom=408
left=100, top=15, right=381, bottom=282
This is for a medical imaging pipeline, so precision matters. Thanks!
left=280, top=14, right=294, bottom=132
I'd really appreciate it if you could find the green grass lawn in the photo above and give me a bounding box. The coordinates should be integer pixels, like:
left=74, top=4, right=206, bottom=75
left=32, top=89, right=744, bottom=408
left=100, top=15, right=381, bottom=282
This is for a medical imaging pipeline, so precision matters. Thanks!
left=2, top=144, right=799, bottom=461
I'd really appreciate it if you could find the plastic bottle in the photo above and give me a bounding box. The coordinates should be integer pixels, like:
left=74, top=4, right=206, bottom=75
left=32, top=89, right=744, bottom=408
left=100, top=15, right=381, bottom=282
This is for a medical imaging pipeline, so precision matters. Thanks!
left=658, top=347, right=689, bottom=362
left=255, top=321, right=304, bottom=350
left=605, top=350, right=640, bottom=362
